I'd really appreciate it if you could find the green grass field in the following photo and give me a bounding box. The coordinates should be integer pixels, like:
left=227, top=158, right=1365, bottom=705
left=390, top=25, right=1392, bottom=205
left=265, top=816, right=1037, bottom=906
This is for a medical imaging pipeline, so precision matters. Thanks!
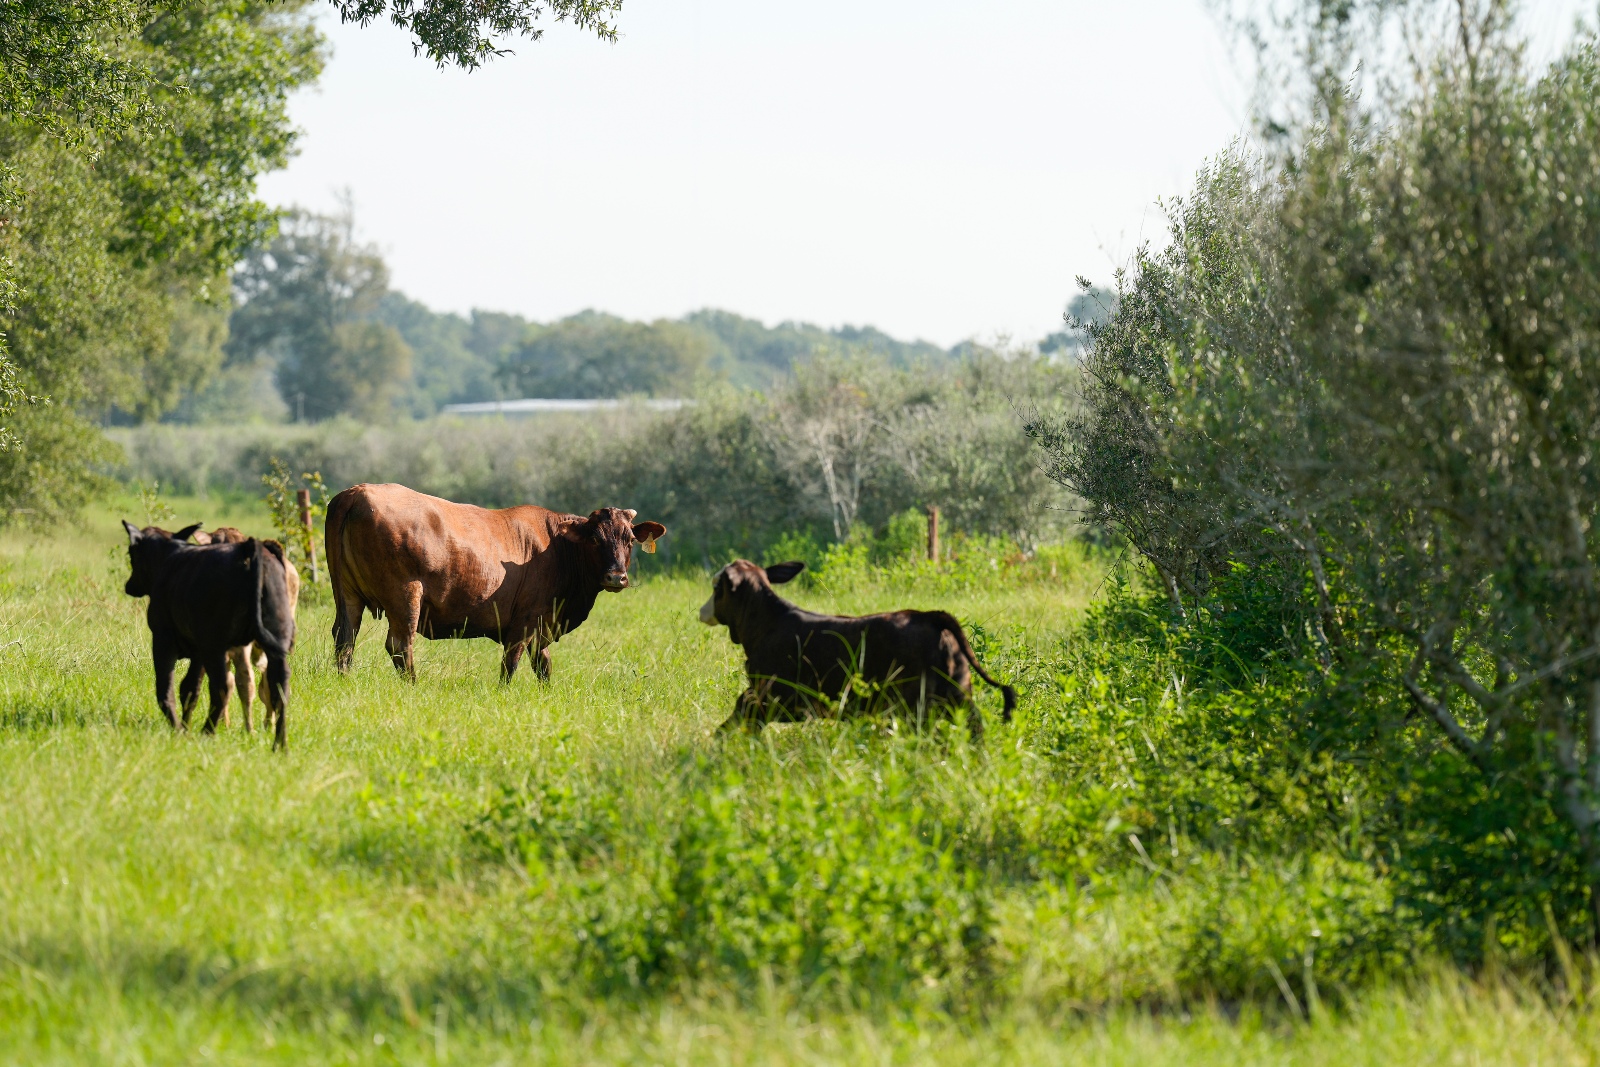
left=1, top=493, right=1597, bottom=1064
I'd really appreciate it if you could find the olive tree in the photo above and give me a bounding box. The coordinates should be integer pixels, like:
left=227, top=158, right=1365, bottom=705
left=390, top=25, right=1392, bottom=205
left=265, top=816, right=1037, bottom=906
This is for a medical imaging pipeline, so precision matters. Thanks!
left=1034, top=0, right=1600, bottom=924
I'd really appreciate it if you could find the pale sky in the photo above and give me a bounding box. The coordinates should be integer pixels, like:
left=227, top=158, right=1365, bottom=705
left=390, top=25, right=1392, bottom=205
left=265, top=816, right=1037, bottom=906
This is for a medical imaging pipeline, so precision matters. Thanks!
left=258, top=0, right=1594, bottom=348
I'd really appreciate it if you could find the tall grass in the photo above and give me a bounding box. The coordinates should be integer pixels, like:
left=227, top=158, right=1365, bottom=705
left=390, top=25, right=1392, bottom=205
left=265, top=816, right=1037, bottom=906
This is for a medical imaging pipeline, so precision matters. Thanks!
left=0, top=493, right=1594, bottom=1063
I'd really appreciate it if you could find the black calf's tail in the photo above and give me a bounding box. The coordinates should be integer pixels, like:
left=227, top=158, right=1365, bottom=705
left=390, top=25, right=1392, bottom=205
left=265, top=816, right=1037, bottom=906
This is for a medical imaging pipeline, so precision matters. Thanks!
left=939, top=613, right=1018, bottom=723
left=251, top=539, right=295, bottom=752
left=252, top=539, right=297, bottom=656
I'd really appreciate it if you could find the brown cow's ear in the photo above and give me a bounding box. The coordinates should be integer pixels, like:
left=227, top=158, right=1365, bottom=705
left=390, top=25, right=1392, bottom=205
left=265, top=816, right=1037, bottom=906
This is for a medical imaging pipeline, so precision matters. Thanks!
left=560, top=519, right=592, bottom=543
left=765, top=560, right=805, bottom=585
left=123, top=520, right=142, bottom=545
left=173, top=523, right=203, bottom=542
left=632, top=521, right=666, bottom=553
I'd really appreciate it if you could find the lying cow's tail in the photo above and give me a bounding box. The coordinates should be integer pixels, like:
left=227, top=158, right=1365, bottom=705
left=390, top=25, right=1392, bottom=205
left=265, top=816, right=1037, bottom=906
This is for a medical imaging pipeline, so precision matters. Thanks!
left=936, top=611, right=1018, bottom=723
left=251, top=538, right=296, bottom=657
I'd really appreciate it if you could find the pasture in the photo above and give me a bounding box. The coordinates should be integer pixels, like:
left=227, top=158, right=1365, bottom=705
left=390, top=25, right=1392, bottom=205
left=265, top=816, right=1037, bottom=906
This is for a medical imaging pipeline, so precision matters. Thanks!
left=0, top=493, right=1595, bottom=1064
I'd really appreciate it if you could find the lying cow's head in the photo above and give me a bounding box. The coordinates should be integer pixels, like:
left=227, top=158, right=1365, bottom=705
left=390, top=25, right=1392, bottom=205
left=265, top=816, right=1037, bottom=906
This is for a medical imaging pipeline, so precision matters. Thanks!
left=561, top=507, right=667, bottom=592
left=122, top=520, right=202, bottom=597
left=699, top=559, right=806, bottom=641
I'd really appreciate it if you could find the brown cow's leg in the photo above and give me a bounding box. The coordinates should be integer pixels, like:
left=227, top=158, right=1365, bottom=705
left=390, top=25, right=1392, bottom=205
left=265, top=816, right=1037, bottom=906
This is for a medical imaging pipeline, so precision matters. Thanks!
left=199, top=652, right=232, bottom=735
left=334, top=588, right=364, bottom=673
left=231, top=645, right=256, bottom=733
left=385, top=583, right=422, bottom=681
left=154, top=641, right=181, bottom=731
left=178, top=660, right=204, bottom=728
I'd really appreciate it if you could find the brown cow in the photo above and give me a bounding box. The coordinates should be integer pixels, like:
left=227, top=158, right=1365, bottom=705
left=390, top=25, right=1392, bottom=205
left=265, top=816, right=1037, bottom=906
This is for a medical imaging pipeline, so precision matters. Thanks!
left=324, top=483, right=665, bottom=681
left=699, top=559, right=1017, bottom=740
left=164, top=525, right=301, bottom=734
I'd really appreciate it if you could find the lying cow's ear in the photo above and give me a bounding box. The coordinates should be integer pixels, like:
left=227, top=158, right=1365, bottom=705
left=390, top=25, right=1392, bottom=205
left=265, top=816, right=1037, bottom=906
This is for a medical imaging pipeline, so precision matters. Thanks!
left=173, top=522, right=203, bottom=542
left=765, top=560, right=806, bottom=585
left=631, top=521, right=666, bottom=553
left=122, top=520, right=142, bottom=545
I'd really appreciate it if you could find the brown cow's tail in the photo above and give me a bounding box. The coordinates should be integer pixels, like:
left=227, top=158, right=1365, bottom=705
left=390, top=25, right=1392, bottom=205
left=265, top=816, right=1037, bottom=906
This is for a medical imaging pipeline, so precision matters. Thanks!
left=936, top=612, right=1018, bottom=723
left=325, top=487, right=360, bottom=672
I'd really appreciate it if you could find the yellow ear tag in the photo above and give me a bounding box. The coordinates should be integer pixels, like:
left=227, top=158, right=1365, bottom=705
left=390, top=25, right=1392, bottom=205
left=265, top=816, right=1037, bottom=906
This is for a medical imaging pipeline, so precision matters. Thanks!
left=641, top=538, right=657, bottom=554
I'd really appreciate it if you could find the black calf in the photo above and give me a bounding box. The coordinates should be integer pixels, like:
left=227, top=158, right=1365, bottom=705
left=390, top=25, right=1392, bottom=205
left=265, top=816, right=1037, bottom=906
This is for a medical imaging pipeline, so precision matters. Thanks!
left=698, top=559, right=1017, bottom=740
left=122, top=522, right=297, bottom=750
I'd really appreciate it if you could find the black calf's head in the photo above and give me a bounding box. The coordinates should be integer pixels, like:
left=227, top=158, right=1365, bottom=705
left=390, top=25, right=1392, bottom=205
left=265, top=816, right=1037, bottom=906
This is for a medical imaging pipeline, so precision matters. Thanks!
left=122, top=520, right=201, bottom=597
left=561, top=507, right=667, bottom=592
left=699, top=559, right=805, bottom=640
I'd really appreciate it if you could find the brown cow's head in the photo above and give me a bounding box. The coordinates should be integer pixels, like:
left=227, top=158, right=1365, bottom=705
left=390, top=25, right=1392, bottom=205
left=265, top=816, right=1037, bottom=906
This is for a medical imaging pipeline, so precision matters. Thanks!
left=122, top=520, right=202, bottom=597
left=699, top=559, right=805, bottom=642
left=561, top=507, right=668, bottom=592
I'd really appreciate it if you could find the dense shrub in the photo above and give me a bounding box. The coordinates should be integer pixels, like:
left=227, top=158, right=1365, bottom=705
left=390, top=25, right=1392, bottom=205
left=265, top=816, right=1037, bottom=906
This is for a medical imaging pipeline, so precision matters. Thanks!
left=1029, top=5, right=1600, bottom=951
left=111, top=349, right=1077, bottom=563
left=669, top=765, right=991, bottom=996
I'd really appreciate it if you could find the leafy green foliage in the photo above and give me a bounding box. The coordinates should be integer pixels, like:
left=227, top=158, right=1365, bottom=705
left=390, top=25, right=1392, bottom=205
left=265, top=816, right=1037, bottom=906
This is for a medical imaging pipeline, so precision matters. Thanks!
left=1031, top=2, right=1600, bottom=945
left=0, top=0, right=321, bottom=517
left=259, top=458, right=326, bottom=575
left=499, top=311, right=713, bottom=400
left=229, top=208, right=410, bottom=422
left=330, top=0, right=620, bottom=70
left=668, top=763, right=991, bottom=996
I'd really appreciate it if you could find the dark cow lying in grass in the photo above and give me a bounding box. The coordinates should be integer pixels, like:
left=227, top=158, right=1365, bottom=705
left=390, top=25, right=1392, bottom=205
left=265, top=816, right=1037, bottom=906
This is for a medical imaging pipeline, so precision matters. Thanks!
left=325, top=483, right=666, bottom=681
left=699, top=559, right=1017, bottom=740
left=180, top=526, right=301, bottom=735
left=122, top=521, right=297, bottom=750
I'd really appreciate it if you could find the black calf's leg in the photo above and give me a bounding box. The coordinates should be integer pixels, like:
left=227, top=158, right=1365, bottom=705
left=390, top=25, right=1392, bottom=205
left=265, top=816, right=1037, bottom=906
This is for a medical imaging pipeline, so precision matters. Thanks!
left=500, top=639, right=526, bottom=683
left=534, top=643, right=553, bottom=681
left=717, top=687, right=768, bottom=734
left=265, top=653, right=290, bottom=751
left=199, top=652, right=232, bottom=735
left=964, top=700, right=984, bottom=744
left=178, top=660, right=205, bottom=728
left=153, top=642, right=181, bottom=731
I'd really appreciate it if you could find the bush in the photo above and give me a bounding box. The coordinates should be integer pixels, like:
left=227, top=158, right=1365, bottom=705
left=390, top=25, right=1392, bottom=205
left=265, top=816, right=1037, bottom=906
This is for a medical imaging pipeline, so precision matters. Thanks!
left=669, top=764, right=991, bottom=997
left=111, top=350, right=1079, bottom=564
left=1028, top=8, right=1600, bottom=954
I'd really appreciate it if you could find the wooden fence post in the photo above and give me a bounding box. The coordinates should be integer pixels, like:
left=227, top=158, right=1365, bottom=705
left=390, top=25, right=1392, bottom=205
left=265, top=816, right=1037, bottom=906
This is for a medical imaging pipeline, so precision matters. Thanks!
left=297, top=488, right=319, bottom=583
left=927, top=505, right=940, bottom=563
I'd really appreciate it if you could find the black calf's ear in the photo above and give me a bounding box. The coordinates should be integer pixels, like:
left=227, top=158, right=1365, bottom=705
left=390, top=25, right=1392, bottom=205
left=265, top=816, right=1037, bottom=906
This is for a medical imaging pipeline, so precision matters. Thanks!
left=765, top=560, right=806, bottom=585
left=632, top=520, right=666, bottom=553
left=173, top=522, right=203, bottom=542
left=122, top=520, right=142, bottom=545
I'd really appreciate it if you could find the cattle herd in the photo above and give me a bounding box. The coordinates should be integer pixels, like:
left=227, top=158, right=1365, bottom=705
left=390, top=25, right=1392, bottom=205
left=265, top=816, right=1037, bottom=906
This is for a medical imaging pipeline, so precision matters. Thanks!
left=122, top=482, right=1016, bottom=749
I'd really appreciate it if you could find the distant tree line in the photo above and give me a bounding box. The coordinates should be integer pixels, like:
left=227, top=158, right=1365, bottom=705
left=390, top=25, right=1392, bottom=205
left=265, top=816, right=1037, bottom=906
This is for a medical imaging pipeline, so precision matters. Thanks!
left=184, top=205, right=988, bottom=424
left=117, top=345, right=1075, bottom=558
